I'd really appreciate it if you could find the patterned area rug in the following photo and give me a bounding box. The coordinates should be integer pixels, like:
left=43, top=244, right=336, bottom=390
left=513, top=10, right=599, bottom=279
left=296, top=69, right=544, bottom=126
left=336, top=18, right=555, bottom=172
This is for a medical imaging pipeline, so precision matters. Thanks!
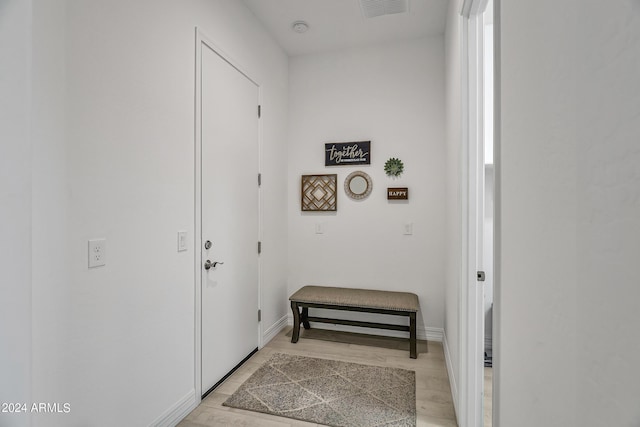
left=222, top=353, right=416, bottom=427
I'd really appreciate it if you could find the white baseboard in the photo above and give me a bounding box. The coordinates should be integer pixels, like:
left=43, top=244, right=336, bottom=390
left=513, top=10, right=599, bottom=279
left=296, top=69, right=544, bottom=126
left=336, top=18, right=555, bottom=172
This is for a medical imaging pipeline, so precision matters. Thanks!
left=286, top=314, right=443, bottom=342
left=262, top=314, right=289, bottom=346
left=424, top=327, right=444, bottom=342
left=149, top=389, right=197, bottom=427
left=443, top=331, right=458, bottom=419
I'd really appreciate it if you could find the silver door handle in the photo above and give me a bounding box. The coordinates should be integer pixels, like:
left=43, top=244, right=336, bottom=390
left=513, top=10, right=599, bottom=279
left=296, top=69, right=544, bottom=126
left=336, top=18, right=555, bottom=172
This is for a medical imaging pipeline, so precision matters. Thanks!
left=204, top=260, right=224, bottom=270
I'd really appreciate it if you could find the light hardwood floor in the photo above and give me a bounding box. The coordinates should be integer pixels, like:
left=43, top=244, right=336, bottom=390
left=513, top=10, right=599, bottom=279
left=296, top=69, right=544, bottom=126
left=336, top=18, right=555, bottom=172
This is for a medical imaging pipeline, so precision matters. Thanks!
left=484, top=367, right=492, bottom=427
left=178, top=328, right=458, bottom=427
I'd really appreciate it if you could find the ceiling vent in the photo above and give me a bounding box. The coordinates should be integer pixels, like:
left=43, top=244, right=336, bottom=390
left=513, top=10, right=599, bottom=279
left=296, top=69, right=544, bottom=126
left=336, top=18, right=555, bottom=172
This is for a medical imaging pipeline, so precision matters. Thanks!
left=360, top=0, right=409, bottom=18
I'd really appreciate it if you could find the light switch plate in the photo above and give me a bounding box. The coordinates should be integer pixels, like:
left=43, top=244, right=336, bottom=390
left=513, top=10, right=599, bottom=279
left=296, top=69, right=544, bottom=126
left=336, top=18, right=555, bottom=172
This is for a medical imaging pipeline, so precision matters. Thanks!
left=88, top=239, right=106, bottom=268
left=315, top=223, right=325, bottom=234
left=177, top=231, right=187, bottom=252
left=403, top=223, right=413, bottom=235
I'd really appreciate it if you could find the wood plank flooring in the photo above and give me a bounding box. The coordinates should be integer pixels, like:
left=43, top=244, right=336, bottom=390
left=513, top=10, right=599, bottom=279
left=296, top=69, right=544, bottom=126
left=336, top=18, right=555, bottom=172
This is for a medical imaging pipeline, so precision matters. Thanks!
left=178, top=328, right=459, bottom=427
left=484, top=367, right=493, bottom=427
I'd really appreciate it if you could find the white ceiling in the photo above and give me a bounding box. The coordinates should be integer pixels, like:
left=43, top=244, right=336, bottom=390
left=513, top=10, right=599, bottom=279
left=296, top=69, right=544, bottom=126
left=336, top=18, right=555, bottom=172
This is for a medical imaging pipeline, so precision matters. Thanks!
left=242, top=0, right=449, bottom=56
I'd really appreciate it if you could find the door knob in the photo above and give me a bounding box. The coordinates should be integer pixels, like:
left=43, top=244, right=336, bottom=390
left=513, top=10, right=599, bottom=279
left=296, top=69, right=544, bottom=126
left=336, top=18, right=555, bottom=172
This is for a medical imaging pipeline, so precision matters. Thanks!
left=204, top=260, right=224, bottom=270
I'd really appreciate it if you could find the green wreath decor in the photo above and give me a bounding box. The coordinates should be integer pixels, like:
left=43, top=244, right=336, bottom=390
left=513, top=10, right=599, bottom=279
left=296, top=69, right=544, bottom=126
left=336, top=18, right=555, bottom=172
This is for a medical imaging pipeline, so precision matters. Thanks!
left=384, top=157, right=404, bottom=177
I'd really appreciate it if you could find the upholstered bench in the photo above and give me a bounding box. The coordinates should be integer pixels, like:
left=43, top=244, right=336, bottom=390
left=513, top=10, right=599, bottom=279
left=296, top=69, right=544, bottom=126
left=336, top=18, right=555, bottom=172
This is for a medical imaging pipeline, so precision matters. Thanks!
left=289, top=285, right=420, bottom=359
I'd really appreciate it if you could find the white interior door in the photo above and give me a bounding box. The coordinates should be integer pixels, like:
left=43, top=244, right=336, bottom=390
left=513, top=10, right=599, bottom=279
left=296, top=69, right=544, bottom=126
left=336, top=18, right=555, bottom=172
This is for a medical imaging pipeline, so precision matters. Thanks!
left=200, top=42, right=259, bottom=396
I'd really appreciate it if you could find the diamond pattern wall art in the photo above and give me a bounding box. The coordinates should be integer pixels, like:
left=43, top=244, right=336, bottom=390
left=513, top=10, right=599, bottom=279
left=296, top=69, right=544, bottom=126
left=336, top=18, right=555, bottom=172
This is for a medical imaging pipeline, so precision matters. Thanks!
left=301, top=174, right=337, bottom=212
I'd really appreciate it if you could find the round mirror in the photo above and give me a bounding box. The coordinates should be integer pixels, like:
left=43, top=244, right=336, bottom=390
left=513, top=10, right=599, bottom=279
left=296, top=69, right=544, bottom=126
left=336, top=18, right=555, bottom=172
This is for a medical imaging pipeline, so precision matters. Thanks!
left=349, top=176, right=367, bottom=194
left=344, top=171, right=372, bottom=200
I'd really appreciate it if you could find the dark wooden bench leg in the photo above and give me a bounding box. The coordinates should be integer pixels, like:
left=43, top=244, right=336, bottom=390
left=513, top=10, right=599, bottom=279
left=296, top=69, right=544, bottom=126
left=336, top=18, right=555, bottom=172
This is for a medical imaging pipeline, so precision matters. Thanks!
left=291, top=301, right=301, bottom=343
left=409, top=312, right=417, bottom=359
left=301, top=307, right=310, bottom=329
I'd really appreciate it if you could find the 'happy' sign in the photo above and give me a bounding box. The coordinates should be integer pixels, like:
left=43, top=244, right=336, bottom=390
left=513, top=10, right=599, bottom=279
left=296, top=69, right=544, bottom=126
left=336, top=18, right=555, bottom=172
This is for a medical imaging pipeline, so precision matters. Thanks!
left=387, top=187, right=409, bottom=200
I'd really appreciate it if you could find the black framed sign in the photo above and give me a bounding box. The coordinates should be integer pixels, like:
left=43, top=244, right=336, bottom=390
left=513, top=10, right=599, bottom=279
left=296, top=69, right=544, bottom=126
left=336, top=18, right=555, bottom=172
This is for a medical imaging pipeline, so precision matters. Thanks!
left=325, top=141, right=371, bottom=166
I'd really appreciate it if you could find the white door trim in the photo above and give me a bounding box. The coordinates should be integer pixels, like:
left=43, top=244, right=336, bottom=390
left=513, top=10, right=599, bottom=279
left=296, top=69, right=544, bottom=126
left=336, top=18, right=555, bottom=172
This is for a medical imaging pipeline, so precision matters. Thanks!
left=492, top=2, right=501, bottom=424
left=194, top=27, right=263, bottom=402
left=460, top=1, right=495, bottom=426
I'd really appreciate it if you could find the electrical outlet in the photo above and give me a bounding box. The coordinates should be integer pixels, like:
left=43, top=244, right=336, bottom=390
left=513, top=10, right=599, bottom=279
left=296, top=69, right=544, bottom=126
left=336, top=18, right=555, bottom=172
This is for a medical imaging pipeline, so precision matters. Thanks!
left=88, top=239, right=106, bottom=268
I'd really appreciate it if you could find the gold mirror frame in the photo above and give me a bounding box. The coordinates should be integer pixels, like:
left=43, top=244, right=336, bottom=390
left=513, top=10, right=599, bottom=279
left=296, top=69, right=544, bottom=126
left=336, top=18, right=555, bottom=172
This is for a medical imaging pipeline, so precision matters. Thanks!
left=344, top=171, right=373, bottom=200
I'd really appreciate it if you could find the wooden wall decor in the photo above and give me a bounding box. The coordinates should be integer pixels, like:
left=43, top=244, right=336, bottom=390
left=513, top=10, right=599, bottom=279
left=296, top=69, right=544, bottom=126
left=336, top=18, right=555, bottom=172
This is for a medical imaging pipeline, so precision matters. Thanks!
left=387, top=187, right=409, bottom=200
left=301, top=174, right=338, bottom=211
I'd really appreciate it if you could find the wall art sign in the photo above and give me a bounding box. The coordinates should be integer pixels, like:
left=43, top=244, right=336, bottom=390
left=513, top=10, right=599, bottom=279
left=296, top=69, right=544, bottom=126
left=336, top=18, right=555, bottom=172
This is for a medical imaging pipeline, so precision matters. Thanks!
left=301, top=174, right=337, bottom=211
left=325, top=141, right=371, bottom=166
left=387, top=187, right=409, bottom=200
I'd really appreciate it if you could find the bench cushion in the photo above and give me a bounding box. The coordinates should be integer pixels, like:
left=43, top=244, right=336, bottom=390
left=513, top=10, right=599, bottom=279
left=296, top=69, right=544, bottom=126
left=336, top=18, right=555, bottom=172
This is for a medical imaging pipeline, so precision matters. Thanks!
left=289, top=286, right=419, bottom=312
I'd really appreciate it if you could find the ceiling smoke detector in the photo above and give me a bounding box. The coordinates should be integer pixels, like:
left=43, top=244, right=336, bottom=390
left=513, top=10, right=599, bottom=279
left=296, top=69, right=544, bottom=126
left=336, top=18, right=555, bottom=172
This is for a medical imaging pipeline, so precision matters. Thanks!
left=360, top=0, right=409, bottom=18
left=291, top=21, right=309, bottom=33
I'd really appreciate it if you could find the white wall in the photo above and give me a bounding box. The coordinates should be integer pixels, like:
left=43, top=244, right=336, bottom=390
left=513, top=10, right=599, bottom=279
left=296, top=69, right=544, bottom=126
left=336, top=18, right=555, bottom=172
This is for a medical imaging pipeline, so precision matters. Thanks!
left=288, top=38, right=446, bottom=338
left=498, top=0, right=640, bottom=426
left=444, top=0, right=463, bottom=410
left=10, top=1, right=289, bottom=426
left=574, top=3, right=640, bottom=422
left=499, top=1, right=579, bottom=423
left=30, top=3, right=73, bottom=426
left=0, top=1, right=32, bottom=426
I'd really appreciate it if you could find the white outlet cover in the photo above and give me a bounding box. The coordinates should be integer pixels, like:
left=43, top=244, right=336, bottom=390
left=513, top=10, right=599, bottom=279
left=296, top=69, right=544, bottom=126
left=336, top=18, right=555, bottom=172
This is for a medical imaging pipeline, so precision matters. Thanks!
left=177, top=231, right=187, bottom=252
left=88, top=238, right=106, bottom=268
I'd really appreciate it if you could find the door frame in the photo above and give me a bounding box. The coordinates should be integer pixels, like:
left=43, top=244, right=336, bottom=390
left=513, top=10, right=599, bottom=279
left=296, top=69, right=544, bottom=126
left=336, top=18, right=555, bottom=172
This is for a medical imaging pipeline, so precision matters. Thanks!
left=194, top=27, right=263, bottom=401
left=460, top=1, right=499, bottom=426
